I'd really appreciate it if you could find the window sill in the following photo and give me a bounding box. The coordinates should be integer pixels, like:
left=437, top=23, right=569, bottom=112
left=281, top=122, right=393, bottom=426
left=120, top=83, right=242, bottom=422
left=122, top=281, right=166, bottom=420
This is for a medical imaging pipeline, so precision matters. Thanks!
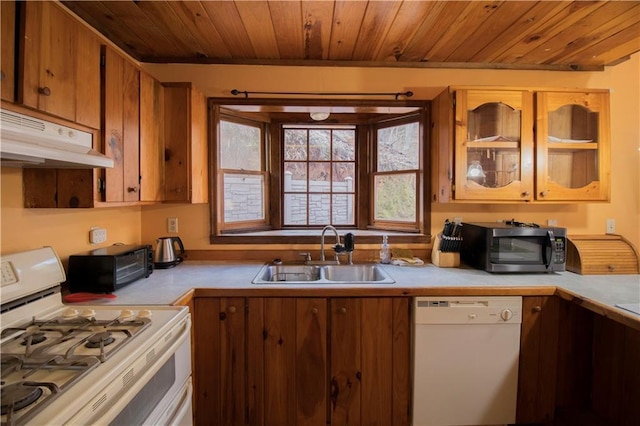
left=211, top=229, right=431, bottom=245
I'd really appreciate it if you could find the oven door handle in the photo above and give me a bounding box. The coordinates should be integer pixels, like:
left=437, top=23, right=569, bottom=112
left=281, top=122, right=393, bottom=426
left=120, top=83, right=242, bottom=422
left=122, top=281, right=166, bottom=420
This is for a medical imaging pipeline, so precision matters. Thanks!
left=544, top=230, right=555, bottom=271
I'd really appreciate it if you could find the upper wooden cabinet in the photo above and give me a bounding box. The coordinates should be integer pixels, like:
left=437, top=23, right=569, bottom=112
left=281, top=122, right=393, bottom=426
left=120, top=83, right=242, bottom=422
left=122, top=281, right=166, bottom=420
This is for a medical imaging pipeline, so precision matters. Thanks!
left=102, top=46, right=140, bottom=203
left=18, top=1, right=101, bottom=129
left=139, top=72, right=165, bottom=202
left=163, top=83, right=208, bottom=203
left=1, top=1, right=16, bottom=102
left=432, top=87, right=611, bottom=203
left=535, top=91, right=610, bottom=201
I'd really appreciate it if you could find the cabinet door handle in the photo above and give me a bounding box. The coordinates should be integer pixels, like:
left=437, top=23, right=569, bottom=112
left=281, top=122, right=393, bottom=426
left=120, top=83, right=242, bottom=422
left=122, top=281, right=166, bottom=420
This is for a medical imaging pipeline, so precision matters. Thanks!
left=521, top=191, right=530, bottom=197
left=0, top=71, right=5, bottom=81
left=311, top=307, right=319, bottom=314
left=38, top=86, right=51, bottom=96
left=539, top=190, right=548, bottom=197
left=608, top=264, right=616, bottom=272
left=127, top=186, right=138, bottom=193
left=339, top=307, right=347, bottom=314
left=228, top=306, right=236, bottom=313
left=533, top=305, right=542, bottom=313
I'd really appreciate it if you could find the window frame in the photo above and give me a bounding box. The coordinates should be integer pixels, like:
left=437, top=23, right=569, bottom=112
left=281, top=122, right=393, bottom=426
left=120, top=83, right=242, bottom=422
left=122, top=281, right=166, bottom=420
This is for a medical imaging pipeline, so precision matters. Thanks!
left=209, top=99, right=431, bottom=244
left=369, top=114, right=423, bottom=232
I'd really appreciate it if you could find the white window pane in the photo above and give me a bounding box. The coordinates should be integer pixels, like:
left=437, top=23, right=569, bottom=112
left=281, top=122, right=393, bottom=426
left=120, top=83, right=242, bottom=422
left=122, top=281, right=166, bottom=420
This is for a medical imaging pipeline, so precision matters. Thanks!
left=284, top=129, right=307, bottom=161
left=223, top=173, right=264, bottom=222
left=309, top=162, right=330, bottom=193
left=332, top=163, right=355, bottom=192
left=284, top=162, right=307, bottom=192
left=309, top=129, right=330, bottom=160
left=308, top=194, right=330, bottom=225
left=377, top=122, right=419, bottom=171
left=220, top=121, right=261, bottom=170
left=332, top=194, right=354, bottom=225
left=333, top=129, right=355, bottom=161
left=284, top=194, right=307, bottom=225
left=374, top=173, right=416, bottom=222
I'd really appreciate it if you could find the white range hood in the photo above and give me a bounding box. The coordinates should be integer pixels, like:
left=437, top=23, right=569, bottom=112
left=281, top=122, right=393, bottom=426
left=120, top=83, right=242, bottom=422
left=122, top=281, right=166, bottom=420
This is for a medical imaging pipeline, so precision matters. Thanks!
left=0, top=108, right=114, bottom=168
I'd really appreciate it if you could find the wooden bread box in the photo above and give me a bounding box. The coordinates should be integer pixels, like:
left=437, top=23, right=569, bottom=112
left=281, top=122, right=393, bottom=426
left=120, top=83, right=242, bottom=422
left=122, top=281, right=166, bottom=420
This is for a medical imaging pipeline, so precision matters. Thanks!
left=566, top=235, right=640, bottom=274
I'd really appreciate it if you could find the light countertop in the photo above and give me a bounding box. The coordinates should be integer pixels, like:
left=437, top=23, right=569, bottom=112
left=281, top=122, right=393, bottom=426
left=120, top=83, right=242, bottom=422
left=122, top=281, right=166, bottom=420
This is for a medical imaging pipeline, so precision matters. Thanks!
left=74, top=261, right=640, bottom=329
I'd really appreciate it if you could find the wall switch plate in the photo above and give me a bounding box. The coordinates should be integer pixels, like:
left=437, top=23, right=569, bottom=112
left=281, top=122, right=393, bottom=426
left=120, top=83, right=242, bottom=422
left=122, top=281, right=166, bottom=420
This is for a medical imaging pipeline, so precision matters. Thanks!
left=606, top=219, right=616, bottom=234
left=168, top=217, right=178, bottom=233
left=89, top=227, right=107, bottom=244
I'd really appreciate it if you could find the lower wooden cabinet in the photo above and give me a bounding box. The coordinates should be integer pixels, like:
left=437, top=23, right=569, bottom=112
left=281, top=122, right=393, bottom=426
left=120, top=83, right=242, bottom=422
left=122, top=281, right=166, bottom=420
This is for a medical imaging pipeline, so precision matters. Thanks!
left=193, top=297, right=411, bottom=426
left=516, top=296, right=560, bottom=424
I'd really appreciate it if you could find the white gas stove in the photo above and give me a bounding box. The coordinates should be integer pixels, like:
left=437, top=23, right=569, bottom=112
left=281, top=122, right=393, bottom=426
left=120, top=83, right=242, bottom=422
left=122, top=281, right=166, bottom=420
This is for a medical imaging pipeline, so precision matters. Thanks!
left=1, top=247, right=192, bottom=426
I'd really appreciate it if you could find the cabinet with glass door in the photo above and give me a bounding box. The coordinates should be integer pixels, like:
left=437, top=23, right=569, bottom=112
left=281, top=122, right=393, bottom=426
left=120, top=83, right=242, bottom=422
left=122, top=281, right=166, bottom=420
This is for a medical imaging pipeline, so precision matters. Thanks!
left=535, top=91, right=610, bottom=201
left=453, top=89, right=534, bottom=201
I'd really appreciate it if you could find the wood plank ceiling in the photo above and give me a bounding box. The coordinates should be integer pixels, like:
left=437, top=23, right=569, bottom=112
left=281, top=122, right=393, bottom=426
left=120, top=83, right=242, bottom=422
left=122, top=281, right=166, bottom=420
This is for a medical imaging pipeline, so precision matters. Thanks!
left=61, top=1, right=640, bottom=71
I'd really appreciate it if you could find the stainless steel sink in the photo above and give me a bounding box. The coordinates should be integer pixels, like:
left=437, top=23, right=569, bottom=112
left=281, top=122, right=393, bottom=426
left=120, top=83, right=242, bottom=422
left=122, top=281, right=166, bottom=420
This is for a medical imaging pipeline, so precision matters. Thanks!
left=322, top=264, right=394, bottom=283
left=252, top=263, right=394, bottom=284
left=252, top=264, right=321, bottom=283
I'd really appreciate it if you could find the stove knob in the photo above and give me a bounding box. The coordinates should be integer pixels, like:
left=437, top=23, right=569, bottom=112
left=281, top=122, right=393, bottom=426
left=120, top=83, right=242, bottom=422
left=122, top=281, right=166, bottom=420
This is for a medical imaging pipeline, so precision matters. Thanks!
left=500, top=309, right=514, bottom=321
left=62, top=308, right=79, bottom=319
left=119, top=309, right=135, bottom=320
left=81, top=309, right=96, bottom=318
left=138, top=309, right=152, bottom=319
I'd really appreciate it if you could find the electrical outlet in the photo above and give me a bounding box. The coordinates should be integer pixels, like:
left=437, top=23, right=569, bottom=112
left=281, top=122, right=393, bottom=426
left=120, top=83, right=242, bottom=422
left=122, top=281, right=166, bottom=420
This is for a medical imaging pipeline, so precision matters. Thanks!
left=168, top=217, right=178, bottom=233
left=547, top=219, right=558, bottom=226
left=606, top=219, right=616, bottom=234
left=89, top=227, right=107, bottom=244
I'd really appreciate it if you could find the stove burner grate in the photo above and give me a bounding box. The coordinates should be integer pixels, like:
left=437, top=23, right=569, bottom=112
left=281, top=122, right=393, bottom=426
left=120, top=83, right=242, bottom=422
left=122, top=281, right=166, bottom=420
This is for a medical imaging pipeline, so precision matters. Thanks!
left=20, top=332, right=47, bottom=346
left=85, top=332, right=115, bottom=349
left=1, top=382, right=44, bottom=415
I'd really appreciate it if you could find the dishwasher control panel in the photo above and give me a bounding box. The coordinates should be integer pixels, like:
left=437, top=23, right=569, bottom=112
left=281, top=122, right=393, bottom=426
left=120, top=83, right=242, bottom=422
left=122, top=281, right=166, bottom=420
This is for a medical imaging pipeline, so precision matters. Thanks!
left=414, top=296, right=522, bottom=324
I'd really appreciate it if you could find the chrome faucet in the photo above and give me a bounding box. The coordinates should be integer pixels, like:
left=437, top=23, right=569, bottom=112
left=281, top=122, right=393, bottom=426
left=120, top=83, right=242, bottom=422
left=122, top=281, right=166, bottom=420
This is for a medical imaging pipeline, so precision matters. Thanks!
left=320, top=225, right=344, bottom=263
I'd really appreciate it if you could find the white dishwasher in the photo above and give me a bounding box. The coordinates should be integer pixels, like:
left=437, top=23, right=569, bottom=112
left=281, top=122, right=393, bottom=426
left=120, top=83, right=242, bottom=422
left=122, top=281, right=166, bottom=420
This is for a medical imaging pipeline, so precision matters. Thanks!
left=412, top=296, right=522, bottom=426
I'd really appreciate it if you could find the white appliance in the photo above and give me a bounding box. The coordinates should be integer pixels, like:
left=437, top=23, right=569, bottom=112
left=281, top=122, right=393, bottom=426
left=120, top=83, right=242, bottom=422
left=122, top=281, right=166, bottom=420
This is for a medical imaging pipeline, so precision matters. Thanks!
left=0, top=108, right=114, bottom=168
left=412, top=296, right=522, bottom=426
left=0, top=247, right=192, bottom=425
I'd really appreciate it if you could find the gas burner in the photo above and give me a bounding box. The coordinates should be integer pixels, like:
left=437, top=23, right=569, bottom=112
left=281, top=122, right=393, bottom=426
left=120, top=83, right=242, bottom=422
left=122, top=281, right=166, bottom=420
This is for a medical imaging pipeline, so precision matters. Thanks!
left=85, top=332, right=115, bottom=348
left=20, top=332, right=46, bottom=346
left=505, top=219, right=540, bottom=228
left=1, top=382, right=44, bottom=414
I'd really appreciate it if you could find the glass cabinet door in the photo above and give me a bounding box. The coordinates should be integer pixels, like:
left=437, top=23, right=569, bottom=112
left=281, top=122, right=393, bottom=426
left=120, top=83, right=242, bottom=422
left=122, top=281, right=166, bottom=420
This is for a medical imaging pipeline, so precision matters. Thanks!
left=536, top=91, right=610, bottom=201
left=454, top=90, right=534, bottom=200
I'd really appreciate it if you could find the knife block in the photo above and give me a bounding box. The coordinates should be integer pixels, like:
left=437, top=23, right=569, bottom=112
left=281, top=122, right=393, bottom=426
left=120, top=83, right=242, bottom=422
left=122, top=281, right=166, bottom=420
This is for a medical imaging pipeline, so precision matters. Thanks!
left=431, top=234, right=460, bottom=267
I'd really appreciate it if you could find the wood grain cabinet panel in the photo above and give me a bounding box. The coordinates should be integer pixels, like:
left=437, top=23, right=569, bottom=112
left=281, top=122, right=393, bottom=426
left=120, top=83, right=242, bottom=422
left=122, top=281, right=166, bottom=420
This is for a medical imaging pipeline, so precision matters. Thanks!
left=163, top=83, right=208, bottom=203
left=18, top=1, right=100, bottom=129
left=102, top=46, right=140, bottom=203
left=1, top=0, right=16, bottom=102
left=193, top=297, right=410, bottom=426
left=139, top=71, right=165, bottom=202
left=193, top=297, right=246, bottom=426
left=516, top=296, right=560, bottom=424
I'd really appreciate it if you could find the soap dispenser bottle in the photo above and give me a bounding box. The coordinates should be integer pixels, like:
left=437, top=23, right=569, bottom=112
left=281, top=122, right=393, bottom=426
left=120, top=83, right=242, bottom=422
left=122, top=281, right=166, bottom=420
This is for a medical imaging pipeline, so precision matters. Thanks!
left=380, top=235, right=391, bottom=264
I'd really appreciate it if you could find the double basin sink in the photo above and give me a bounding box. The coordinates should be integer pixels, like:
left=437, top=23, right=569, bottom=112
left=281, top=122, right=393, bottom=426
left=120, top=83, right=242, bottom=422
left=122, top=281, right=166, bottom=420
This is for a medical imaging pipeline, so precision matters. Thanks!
left=252, top=263, right=395, bottom=284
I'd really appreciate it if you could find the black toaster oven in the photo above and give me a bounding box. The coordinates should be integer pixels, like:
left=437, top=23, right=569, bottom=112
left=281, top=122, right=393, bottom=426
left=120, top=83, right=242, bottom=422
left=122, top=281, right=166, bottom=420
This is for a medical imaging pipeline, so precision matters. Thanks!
left=67, top=244, right=153, bottom=293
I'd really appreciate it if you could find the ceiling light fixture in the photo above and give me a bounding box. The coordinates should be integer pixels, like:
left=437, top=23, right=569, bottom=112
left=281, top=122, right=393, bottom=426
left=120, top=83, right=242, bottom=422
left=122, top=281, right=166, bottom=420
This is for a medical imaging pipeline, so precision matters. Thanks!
left=310, top=112, right=330, bottom=121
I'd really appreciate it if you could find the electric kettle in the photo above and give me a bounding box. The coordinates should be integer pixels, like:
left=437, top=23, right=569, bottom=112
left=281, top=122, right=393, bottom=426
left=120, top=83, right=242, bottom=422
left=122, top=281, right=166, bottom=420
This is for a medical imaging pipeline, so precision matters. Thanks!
left=154, top=237, right=185, bottom=269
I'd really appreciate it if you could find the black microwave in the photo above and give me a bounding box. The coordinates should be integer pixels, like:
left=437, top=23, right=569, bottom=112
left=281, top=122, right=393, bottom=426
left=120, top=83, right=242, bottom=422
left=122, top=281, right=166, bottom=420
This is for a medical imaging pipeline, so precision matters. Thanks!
left=67, top=244, right=153, bottom=293
left=460, top=222, right=566, bottom=273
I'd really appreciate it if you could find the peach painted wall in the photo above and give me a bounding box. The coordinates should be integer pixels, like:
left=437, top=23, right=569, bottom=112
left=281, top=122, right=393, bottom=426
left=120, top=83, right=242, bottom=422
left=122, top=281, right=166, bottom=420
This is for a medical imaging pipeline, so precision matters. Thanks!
left=141, top=52, right=640, bottom=250
left=1, top=55, right=638, bottom=260
left=0, top=168, right=142, bottom=259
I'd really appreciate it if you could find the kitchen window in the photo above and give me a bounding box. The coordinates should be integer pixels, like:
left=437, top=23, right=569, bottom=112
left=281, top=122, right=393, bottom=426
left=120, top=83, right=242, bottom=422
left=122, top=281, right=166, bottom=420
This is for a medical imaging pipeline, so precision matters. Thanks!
left=282, top=125, right=356, bottom=227
left=209, top=100, right=430, bottom=244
